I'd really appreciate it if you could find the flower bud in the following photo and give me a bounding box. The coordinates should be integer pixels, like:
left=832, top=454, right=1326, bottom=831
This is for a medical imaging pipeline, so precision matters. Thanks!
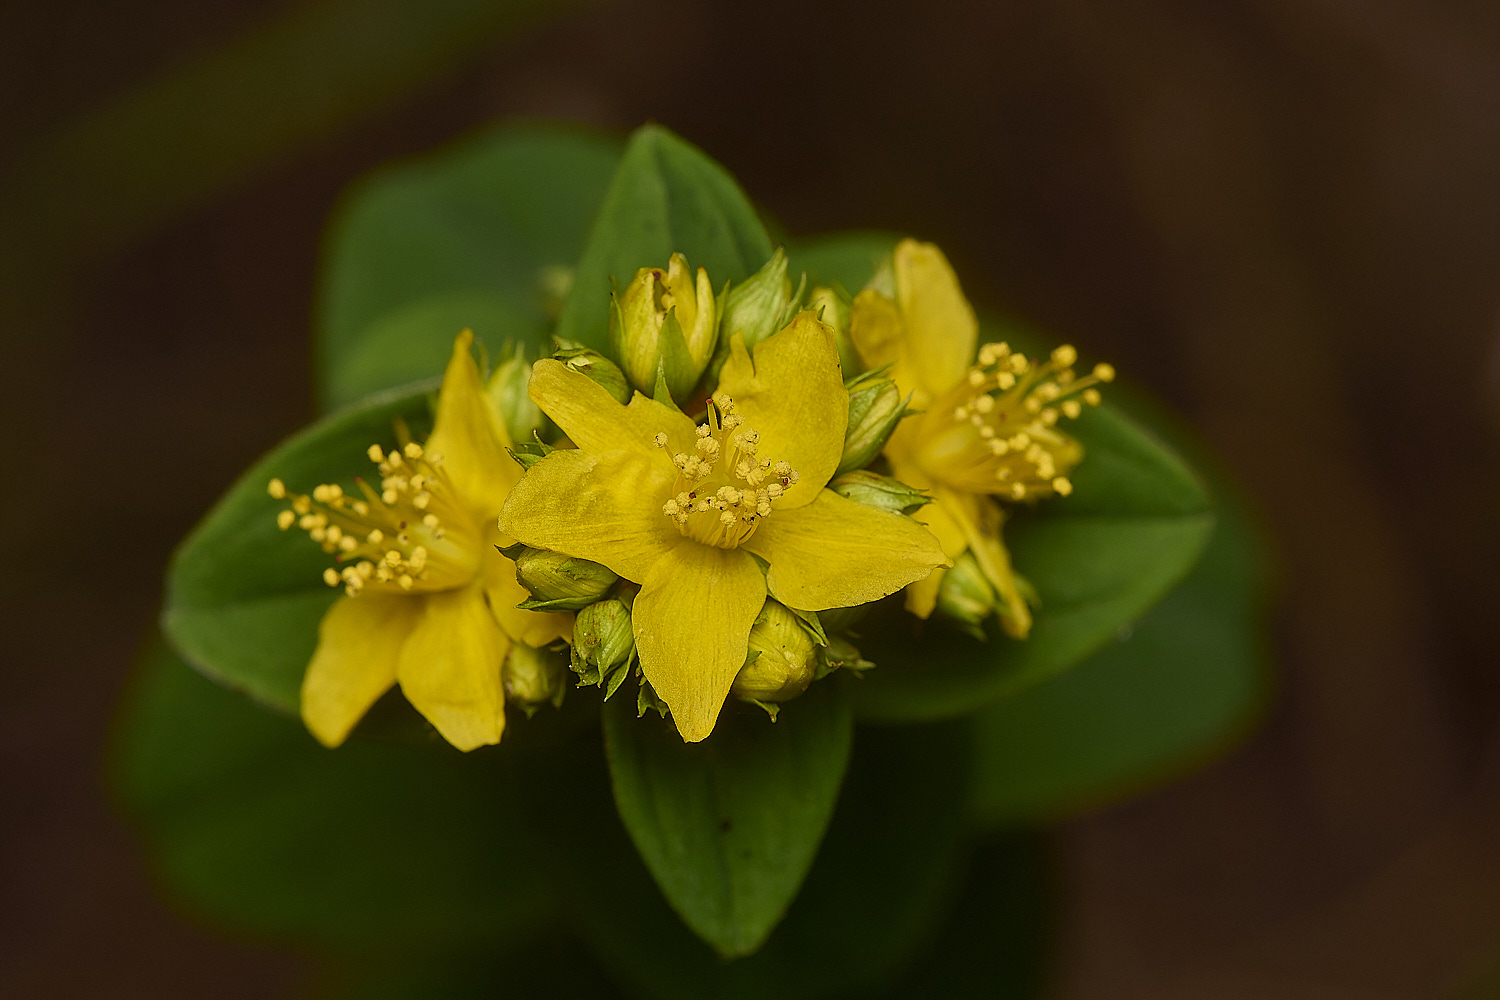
left=808, top=284, right=859, bottom=376
left=721, top=249, right=794, bottom=350
left=486, top=348, right=543, bottom=442
left=828, top=470, right=929, bottom=516
left=509, top=546, right=619, bottom=611
left=732, top=600, right=817, bottom=704
left=504, top=642, right=568, bottom=713
left=935, top=550, right=996, bottom=640
left=609, top=253, right=718, bottom=401
left=571, top=598, right=635, bottom=687
left=553, top=339, right=631, bottom=403
left=837, top=367, right=911, bottom=474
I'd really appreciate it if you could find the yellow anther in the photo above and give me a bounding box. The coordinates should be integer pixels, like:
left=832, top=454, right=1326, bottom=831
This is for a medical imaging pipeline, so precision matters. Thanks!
left=367, top=444, right=384, bottom=463
left=339, top=536, right=358, bottom=552
left=663, top=499, right=680, bottom=516
left=1009, top=354, right=1029, bottom=374
left=323, top=568, right=340, bottom=587
left=1062, top=400, right=1082, bottom=419
left=267, top=478, right=286, bottom=499
left=422, top=514, right=439, bottom=529
left=1082, top=388, right=1102, bottom=406
left=1053, top=477, right=1073, bottom=496
left=404, top=442, right=423, bottom=459
left=968, top=369, right=986, bottom=387
left=384, top=550, right=402, bottom=566
left=292, top=496, right=310, bottom=514
left=1051, top=344, right=1078, bottom=367
left=413, top=492, right=430, bottom=509
left=974, top=395, right=995, bottom=414
left=325, top=525, right=343, bottom=543
left=720, top=510, right=737, bottom=527
left=398, top=574, right=414, bottom=590
left=367, top=529, right=383, bottom=544
left=996, top=372, right=1016, bottom=390
left=697, top=424, right=712, bottom=438
left=277, top=510, right=295, bottom=530
left=989, top=438, right=1008, bottom=455
left=1011, top=483, right=1027, bottom=499
left=382, top=489, right=398, bottom=504
left=1093, top=363, right=1115, bottom=382
left=357, top=561, right=373, bottom=579
left=653, top=432, right=668, bottom=448
left=979, top=425, right=995, bottom=439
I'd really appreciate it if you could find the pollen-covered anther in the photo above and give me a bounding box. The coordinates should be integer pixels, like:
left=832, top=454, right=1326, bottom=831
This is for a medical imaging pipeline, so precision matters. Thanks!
left=272, top=437, right=480, bottom=595
left=657, top=395, right=797, bottom=548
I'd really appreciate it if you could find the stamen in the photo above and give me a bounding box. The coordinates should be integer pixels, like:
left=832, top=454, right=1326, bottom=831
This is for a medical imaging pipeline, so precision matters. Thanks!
left=270, top=439, right=482, bottom=596
left=657, top=394, right=797, bottom=548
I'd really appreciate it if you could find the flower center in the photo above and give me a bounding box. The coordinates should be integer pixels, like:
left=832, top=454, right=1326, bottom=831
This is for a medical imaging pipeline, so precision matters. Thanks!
left=656, top=394, right=799, bottom=549
left=269, top=440, right=482, bottom=596
left=912, top=343, right=1114, bottom=498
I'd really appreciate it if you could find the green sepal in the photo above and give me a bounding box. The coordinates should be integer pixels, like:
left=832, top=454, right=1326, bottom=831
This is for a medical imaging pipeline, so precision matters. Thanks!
left=828, top=469, right=930, bottom=516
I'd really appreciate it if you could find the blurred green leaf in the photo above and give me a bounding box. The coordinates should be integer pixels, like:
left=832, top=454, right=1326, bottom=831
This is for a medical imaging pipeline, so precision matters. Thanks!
left=601, top=683, right=853, bottom=957
left=555, top=125, right=774, bottom=353
left=787, top=232, right=899, bottom=293
left=853, top=403, right=1214, bottom=722
left=113, top=639, right=558, bottom=951
left=318, top=124, right=621, bottom=407
left=163, top=382, right=436, bottom=710
left=575, top=721, right=972, bottom=999
left=967, top=450, right=1271, bottom=825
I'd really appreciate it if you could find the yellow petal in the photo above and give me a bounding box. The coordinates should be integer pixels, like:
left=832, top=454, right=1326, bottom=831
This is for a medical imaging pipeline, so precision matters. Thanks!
left=300, top=592, right=421, bottom=748
left=714, top=312, right=847, bottom=503
left=745, top=488, right=949, bottom=610
left=904, top=567, right=945, bottom=618
left=396, top=583, right=511, bottom=751
left=497, top=447, right=678, bottom=583
left=426, top=330, right=520, bottom=522
left=633, top=541, right=766, bottom=742
left=849, top=286, right=909, bottom=381
left=893, top=240, right=977, bottom=400
left=933, top=488, right=1033, bottom=639
left=481, top=546, right=572, bottom=647
left=528, top=358, right=696, bottom=455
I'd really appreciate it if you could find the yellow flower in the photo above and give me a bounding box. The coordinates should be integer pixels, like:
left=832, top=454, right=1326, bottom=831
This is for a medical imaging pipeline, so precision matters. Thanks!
left=850, top=240, right=1113, bottom=639
left=499, top=312, right=948, bottom=741
left=268, top=331, right=570, bottom=751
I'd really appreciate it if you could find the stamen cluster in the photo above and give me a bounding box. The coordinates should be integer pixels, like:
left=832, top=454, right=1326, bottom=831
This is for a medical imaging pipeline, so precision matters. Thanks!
left=268, top=440, right=480, bottom=596
left=656, top=394, right=799, bottom=549
left=916, top=342, right=1114, bottom=498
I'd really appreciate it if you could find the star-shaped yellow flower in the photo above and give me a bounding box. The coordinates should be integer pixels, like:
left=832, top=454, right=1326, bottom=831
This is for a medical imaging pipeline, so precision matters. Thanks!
left=499, top=312, right=949, bottom=741
left=270, top=331, right=570, bottom=751
left=850, top=239, right=1113, bottom=638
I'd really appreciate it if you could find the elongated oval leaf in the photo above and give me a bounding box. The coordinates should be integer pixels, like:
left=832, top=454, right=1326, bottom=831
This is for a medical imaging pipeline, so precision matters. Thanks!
left=852, top=402, right=1213, bottom=722
left=577, top=720, right=972, bottom=999
left=112, top=640, right=557, bottom=951
left=555, top=125, right=774, bottom=352
left=601, top=682, right=853, bottom=957
left=163, top=382, right=437, bottom=711
left=318, top=124, right=621, bottom=407
left=968, top=473, right=1271, bottom=826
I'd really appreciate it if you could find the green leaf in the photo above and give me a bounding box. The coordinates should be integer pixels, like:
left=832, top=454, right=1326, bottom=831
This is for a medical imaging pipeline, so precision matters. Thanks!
left=852, top=403, right=1214, bottom=722
left=601, top=682, right=853, bottom=957
left=968, top=471, right=1271, bottom=826
left=317, top=124, right=621, bottom=407
left=576, top=720, right=973, bottom=999
left=787, top=231, right=899, bottom=292
left=555, top=125, right=774, bottom=353
left=112, top=639, right=559, bottom=952
left=163, top=382, right=436, bottom=711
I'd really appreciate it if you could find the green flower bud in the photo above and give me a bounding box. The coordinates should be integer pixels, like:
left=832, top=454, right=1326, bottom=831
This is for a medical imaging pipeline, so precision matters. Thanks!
left=504, top=642, right=568, bottom=713
left=827, top=470, right=929, bottom=516
left=507, top=434, right=554, bottom=471
left=486, top=348, right=544, bottom=442
left=721, top=249, right=794, bottom=350
left=609, top=253, right=718, bottom=401
left=572, top=598, right=635, bottom=687
left=508, top=547, right=619, bottom=611
left=837, top=366, right=912, bottom=474
left=808, top=284, right=859, bottom=376
left=732, top=600, right=817, bottom=704
left=553, top=339, right=631, bottom=404
left=935, top=550, right=996, bottom=640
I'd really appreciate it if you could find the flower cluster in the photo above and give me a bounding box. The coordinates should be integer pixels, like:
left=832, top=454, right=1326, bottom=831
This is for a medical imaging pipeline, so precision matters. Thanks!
left=273, top=243, right=1109, bottom=747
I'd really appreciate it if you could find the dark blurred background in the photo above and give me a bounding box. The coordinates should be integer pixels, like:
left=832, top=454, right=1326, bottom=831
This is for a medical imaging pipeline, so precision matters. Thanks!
left=4, top=0, right=1500, bottom=996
